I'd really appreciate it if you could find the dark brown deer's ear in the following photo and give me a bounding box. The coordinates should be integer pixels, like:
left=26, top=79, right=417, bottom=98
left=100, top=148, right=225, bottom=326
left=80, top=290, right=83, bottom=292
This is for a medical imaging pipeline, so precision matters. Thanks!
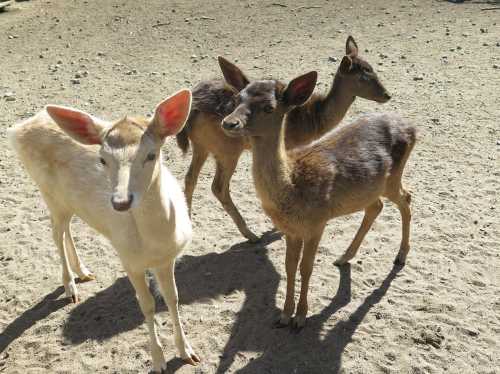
left=282, top=71, right=317, bottom=107
left=339, top=55, right=353, bottom=74
left=218, top=56, right=250, bottom=91
left=346, top=35, right=358, bottom=57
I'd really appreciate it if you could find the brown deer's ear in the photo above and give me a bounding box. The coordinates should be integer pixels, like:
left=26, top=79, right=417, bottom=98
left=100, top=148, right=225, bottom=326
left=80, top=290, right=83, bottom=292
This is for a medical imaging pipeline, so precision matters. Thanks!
left=150, top=89, right=192, bottom=139
left=339, top=55, right=353, bottom=74
left=46, top=105, right=105, bottom=145
left=218, top=56, right=250, bottom=91
left=346, top=35, right=358, bottom=57
left=282, top=71, right=317, bottom=107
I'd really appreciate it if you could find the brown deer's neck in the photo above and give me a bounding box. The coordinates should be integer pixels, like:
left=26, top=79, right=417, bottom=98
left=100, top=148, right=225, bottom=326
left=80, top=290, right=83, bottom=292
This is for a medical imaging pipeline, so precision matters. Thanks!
left=250, top=123, right=292, bottom=204
left=320, top=73, right=356, bottom=129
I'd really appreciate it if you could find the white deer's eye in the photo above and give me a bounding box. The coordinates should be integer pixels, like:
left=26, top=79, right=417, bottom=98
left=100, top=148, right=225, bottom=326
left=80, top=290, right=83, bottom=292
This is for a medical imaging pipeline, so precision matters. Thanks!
left=146, top=153, right=156, bottom=162
left=99, top=157, right=106, bottom=166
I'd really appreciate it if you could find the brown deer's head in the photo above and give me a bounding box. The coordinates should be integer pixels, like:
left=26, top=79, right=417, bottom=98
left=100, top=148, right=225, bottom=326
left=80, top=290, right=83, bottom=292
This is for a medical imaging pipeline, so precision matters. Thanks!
left=337, top=36, right=391, bottom=103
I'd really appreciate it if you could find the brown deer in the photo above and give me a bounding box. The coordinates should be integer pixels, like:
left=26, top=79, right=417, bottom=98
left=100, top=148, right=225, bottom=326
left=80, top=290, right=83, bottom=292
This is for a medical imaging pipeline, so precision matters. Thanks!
left=177, top=36, right=391, bottom=242
left=219, top=66, right=416, bottom=330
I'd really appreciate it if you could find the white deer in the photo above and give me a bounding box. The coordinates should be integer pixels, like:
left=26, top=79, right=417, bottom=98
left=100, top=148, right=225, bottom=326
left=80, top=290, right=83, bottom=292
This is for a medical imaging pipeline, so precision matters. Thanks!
left=8, top=89, right=200, bottom=372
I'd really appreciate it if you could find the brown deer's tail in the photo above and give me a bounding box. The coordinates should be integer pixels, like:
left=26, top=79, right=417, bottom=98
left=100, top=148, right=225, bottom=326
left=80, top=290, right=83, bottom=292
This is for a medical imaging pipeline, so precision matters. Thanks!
left=176, top=126, right=190, bottom=155
left=176, top=111, right=196, bottom=155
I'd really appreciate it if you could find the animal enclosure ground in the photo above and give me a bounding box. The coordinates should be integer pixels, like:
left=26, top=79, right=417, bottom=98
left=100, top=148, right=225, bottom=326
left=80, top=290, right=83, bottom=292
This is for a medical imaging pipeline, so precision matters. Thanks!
left=0, top=0, right=499, bottom=373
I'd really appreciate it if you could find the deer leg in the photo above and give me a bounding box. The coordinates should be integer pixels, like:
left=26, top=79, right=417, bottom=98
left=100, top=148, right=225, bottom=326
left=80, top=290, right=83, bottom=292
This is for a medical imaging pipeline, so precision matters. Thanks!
left=276, top=235, right=303, bottom=327
left=127, top=270, right=166, bottom=373
left=63, top=219, right=95, bottom=282
left=390, top=188, right=412, bottom=265
left=212, top=156, right=259, bottom=242
left=154, top=261, right=200, bottom=366
left=334, top=199, right=383, bottom=266
left=50, top=213, right=78, bottom=303
left=294, top=232, right=323, bottom=330
left=184, top=144, right=208, bottom=217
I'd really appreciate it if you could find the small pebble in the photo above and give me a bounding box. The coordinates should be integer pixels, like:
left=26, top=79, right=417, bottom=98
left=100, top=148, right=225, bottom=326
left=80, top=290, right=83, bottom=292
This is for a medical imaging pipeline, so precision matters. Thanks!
left=413, top=76, right=424, bottom=81
left=493, top=64, right=499, bottom=69
left=328, top=56, right=338, bottom=62
left=70, top=79, right=81, bottom=84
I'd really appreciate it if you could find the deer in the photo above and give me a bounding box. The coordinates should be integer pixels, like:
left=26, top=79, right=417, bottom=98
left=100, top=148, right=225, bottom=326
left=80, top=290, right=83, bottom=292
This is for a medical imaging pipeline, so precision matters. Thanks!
left=218, top=64, right=416, bottom=330
left=176, top=36, right=391, bottom=242
left=7, top=90, right=200, bottom=372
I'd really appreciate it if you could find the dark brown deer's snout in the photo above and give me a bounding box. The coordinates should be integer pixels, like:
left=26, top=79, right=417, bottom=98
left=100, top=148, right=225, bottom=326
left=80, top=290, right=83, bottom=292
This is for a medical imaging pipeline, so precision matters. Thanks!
left=222, top=105, right=249, bottom=137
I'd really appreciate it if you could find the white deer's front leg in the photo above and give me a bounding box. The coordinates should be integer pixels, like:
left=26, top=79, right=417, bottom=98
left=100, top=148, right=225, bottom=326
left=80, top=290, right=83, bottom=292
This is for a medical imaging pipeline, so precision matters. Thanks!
left=127, top=270, right=166, bottom=373
left=154, top=261, right=200, bottom=365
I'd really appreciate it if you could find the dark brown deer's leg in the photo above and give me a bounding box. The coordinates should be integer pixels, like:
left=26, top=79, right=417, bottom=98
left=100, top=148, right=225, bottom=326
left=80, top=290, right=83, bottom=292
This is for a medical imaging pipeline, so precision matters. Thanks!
left=334, top=199, right=383, bottom=266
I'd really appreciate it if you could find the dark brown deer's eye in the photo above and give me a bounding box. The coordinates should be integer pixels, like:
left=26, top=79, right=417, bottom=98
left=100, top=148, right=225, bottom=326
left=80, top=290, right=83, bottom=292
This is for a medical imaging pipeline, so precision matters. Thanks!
left=146, top=153, right=156, bottom=162
left=263, top=105, right=274, bottom=113
left=99, top=157, right=106, bottom=166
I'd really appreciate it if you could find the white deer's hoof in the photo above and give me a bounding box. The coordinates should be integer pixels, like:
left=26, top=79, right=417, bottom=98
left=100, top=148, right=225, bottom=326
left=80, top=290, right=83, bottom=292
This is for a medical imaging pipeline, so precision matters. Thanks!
left=64, top=281, right=79, bottom=303
left=181, top=345, right=200, bottom=366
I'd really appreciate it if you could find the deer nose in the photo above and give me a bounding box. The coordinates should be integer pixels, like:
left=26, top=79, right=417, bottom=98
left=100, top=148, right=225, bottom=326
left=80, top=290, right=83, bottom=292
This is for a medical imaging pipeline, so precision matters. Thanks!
left=222, top=118, right=242, bottom=131
left=111, top=194, right=134, bottom=211
left=383, top=92, right=391, bottom=101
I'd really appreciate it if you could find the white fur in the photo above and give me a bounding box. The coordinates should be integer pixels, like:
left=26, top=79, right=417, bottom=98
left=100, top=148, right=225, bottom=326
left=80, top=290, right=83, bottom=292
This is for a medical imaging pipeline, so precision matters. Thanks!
left=8, top=107, right=198, bottom=372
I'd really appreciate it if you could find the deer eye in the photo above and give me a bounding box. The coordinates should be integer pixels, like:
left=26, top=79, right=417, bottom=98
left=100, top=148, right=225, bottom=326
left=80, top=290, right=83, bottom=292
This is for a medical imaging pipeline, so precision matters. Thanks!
left=99, top=157, right=106, bottom=166
left=146, top=153, right=156, bottom=162
left=263, top=104, right=274, bottom=113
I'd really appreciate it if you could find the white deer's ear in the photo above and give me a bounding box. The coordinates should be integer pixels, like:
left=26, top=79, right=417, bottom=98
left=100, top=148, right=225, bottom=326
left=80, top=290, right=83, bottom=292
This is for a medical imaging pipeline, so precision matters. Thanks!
left=46, top=105, right=105, bottom=145
left=150, top=89, right=192, bottom=139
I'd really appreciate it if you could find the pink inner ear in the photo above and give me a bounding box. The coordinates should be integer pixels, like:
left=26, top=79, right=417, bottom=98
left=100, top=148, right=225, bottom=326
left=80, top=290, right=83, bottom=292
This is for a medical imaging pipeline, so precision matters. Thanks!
left=48, top=107, right=100, bottom=144
left=156, top=90, right=190, bottom=135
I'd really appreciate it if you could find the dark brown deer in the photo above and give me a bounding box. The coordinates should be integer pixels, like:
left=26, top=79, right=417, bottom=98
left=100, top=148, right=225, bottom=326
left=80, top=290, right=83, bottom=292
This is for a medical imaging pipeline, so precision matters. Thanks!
left=177, top=36, right=391, bottom=242
left=219, top=66, right=416, bottom=329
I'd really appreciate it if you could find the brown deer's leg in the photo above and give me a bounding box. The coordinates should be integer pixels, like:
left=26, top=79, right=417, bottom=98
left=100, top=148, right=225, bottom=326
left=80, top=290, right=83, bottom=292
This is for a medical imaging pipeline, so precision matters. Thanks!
left=334, top=199, right=383, bottom=266
left=294, top=231, right=323, bottom=329
left=390, top=187, right=412, bottom=265
left=184, top=143, right=208, bottom=217
left=277, top=235, right=303, bottom=327
left=211, top=155, right=259, bottom=242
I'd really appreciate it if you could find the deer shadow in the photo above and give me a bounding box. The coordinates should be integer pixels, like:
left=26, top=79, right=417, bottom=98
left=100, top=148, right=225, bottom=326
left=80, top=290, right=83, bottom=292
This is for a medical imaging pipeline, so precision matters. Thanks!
left=59, top=231, right=401, bottom=373
left=0, top=286, right=69, bottom=354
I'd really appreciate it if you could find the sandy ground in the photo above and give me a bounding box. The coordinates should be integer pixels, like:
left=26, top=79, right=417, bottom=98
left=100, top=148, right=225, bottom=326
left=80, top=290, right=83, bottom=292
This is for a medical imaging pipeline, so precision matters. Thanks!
left=0, top=0, right=499, bottom=373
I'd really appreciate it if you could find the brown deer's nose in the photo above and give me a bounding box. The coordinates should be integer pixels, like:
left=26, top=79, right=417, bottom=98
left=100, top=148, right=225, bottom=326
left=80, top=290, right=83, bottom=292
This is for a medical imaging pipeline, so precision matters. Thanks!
left=383, top=92, right=391, bottom=101
left=111, top=194, right=133, bottom=211
left=222, top=118, right=242, bottom=131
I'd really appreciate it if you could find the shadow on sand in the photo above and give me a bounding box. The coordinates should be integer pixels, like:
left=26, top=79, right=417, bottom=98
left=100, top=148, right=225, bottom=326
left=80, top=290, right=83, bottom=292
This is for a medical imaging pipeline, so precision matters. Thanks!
left=2, top=229, right=403, bottom=373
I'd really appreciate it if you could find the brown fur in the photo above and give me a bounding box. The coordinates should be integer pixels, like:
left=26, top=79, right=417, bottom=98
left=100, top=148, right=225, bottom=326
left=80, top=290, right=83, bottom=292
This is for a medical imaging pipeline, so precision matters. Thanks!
left=176, top=36, right=390, bottom=241
left=221, top=75, right=416, bottom=328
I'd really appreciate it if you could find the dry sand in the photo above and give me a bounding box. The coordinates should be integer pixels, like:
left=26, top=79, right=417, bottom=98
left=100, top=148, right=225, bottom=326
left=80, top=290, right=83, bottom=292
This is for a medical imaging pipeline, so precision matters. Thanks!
left=0, top=0, right=499, bottom=373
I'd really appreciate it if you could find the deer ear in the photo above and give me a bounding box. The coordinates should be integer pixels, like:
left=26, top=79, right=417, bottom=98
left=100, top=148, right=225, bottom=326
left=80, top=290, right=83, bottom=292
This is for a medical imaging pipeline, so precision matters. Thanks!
left=282, top=71, right=317, bottom=107
left=46, top=105, right=104, bottom=145
left=339, top=55, right=353, bottom=74
left=218, top=56, right=250, bottom=91
left=346, top=35, right=358, bottom=57
left=150, top=89, right=192, bottom=140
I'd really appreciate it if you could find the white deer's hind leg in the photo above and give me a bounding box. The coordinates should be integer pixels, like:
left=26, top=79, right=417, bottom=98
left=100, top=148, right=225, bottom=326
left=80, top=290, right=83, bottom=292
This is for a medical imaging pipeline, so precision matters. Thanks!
left=127, top=270, right=166, bottom=373
left=63, top=220, right=95, bottom=282
left=50, top=214, right=78, bottom=303
left=154, top=261, right=200, bottom=365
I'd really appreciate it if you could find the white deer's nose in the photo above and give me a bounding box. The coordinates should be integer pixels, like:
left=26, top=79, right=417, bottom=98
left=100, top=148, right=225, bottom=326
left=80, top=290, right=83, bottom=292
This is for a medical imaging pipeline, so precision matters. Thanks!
left=111, top=194, right=134, bottom=211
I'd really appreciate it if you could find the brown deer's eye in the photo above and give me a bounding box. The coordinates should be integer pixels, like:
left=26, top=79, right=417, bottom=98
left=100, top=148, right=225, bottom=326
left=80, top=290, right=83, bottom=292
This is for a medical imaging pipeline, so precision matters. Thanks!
left=146, top=153, right=156, bottom=162
left=99, top=157, right=106, bottom=166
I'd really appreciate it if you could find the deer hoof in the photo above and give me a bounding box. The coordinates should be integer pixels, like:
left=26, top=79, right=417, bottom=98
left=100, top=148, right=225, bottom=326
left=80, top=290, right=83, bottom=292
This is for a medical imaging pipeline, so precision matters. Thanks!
left=182, top=352, right=200, bottom=366
left=291, top=315, right=306, bottom=332
left=79, top=273, right=96, bottom=282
